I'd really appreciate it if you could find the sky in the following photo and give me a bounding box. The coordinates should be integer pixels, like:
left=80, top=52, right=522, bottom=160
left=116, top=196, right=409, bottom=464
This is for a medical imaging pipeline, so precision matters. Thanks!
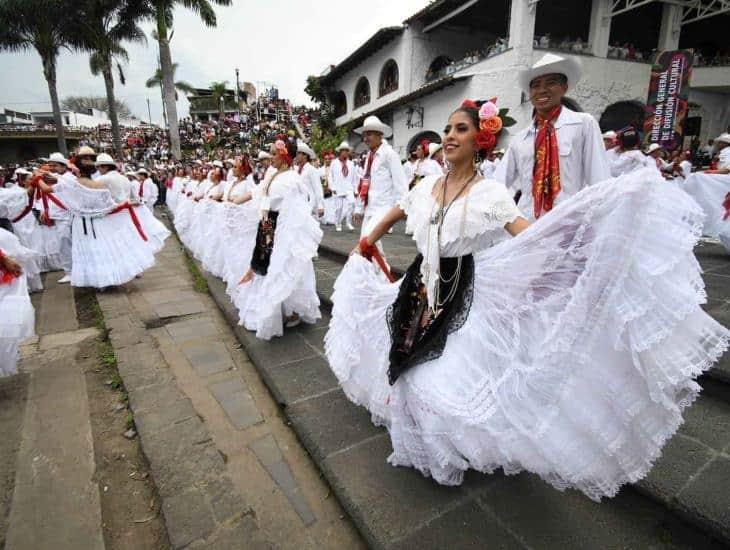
left=0, top=0, right=426, bottom=125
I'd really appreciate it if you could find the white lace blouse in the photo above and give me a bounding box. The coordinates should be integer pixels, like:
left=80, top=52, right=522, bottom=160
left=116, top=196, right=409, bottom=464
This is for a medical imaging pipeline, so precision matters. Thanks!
left=399, top=174, right=522, bottom=309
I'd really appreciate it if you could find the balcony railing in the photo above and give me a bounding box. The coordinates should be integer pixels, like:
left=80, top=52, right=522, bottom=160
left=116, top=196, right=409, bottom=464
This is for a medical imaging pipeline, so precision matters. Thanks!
left=425, top=40, right=508, bottom=82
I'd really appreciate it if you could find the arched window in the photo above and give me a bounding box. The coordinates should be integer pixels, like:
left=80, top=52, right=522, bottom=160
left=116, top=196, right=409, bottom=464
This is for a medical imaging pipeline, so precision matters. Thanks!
left=331, top=91, right=347, bottom=118
left=426, top=56, right=453, bottom=80
left=406, top=131, right=441, bottom=154
left=379, top=59, right=399, bottom=97
left=354, top=77, right=370, bottom=108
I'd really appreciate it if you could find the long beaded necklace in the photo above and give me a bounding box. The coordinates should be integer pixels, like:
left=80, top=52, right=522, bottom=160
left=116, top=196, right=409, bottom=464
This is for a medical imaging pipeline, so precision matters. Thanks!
left=425, top=170, right=478, bottom=312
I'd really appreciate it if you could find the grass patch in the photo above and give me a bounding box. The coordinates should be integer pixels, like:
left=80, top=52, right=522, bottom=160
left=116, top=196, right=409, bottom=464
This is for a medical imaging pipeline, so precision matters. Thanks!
left=90, top=293, right=127, bottom=395
left=182, top=249, right=209, bottom=294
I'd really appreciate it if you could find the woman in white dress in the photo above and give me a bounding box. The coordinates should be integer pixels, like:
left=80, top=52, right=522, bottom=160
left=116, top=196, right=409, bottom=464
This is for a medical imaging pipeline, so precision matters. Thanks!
left=233, top=140, right=322, bottom=340
left=218, top=157, right=259, bottom=293
left=0, top=228, right=36, bottom=376
left=325, top=100, right=729, bottom=501
left=609, top=127, right=657, bottom=177
left=10, top=170, right=44, bottom=291
left=174, top=167, right=204, bottom=246
left=44, top=148, right=167, bottom=288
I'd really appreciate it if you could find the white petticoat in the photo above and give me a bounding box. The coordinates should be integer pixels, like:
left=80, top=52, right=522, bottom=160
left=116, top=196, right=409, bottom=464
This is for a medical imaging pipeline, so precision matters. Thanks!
left=11, top=215, right=44, bottom=291
left=233, top=194, right=323, bottom=340
left=325, top=169, right=729, bottom=501
left=133, top=205, right=171, bottom=254
left=70, top=209, right=158, bottom=288
left=680, top=172, right=730, bottom=250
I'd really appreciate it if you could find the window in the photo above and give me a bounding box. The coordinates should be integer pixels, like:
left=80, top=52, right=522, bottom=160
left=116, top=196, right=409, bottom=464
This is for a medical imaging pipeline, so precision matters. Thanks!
left=379, top=59, right=399, bottom=97
left=354, top=77, right=371, bottom=108
left=331, top=91, right=347, bottom=118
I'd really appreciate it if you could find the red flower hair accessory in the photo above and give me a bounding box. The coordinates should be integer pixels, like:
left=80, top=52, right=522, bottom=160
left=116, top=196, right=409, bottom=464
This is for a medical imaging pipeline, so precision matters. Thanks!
left=460, top=97, right=516, bottom=154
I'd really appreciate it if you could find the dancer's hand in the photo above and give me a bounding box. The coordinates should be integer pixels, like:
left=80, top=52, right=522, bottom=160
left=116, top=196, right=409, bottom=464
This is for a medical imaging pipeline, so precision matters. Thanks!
left=352, top=213, right=363, bottom=224
left=0, top=254, right=22, bottom=276
left=317, top=208, right=324, bottom=217
left=238, top=269, right=254, bottom=285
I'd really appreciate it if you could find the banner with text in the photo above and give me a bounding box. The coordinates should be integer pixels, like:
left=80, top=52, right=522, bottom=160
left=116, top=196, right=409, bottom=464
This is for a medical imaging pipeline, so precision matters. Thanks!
left=643, top=50, right=693, bottom=151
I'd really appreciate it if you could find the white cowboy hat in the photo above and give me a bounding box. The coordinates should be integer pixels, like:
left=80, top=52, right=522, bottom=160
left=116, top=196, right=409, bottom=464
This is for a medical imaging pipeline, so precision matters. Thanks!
left=296, top=141, right=317, bottom=160
left=14, top=168, right=31, bottom=176
left=645, top=143, right=664, bottom=154
left=354, top=115, right=392, bottom=137
left=518, top=53, right=582, bottom=93
left=428, top=143, right=442, bottom=158
left=135, top=167, right=149, bottom=175
left=124, top=171, right=136, bottom=177
left=212, top=160, right=224, bottom=168
left=47, top=152, right=69, bottom=166
left=77, top=145, right=97, bottom=156
left=257, top=151, right=272, bottom=160
left=494, top=148, right=505, bottom=155
left=715, top=133, right=730, bottom=145
left=223, top=158, right=235, bottom=165
left=95, top=153, right=116, bottom=166
left=602, top=130, right=617, bottom=140
left=335, top=141, right=352, bottom=152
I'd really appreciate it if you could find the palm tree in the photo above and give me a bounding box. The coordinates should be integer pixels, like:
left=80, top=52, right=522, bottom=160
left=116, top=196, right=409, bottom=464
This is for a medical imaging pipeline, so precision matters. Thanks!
left=209, top=80, right=228, bottom=120
left=0, top=0, right=76, bottom=155
left=147, top=0, right=231, bottom=160
left=145, top=62, right=195, bottom=126
left=75, top=0, right=150, bottom=157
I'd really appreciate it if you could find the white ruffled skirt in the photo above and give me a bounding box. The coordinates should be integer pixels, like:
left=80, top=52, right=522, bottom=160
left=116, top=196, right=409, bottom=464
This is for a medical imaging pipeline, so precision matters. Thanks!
left=681, top=172, right=730, bottom=249
left=11, top=216, right=44, bottom=291
left=326, top=169, right=729, bottom=501
left=70, top=207, right=158, bottom=288
left=233, top=196, right=323, bottom=340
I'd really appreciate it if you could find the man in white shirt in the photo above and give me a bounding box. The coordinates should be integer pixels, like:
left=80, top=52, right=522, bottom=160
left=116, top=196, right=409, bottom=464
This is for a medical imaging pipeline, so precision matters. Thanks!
left=96, top=154, right=135, bottom=204
left=42, top=152, right=74, bottom=283
left=135, top=168, right=158, bottom=211
left=496, top=53, right=610, bottom=220
left=353, top=116, right=408, bottom=240
left=296, top=141, right=325, bottom=218
left=257, top=150, right=276, bottom=185
left=329, top=141, right=358, bottom=232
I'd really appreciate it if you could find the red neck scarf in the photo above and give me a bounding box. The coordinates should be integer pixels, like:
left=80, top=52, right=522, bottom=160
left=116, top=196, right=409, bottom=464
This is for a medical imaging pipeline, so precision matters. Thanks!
left=138, top=180, right=144, bottom=198
left=532, top=106, right=562, bottom=219
left=341, top=159, right=348, bottom=177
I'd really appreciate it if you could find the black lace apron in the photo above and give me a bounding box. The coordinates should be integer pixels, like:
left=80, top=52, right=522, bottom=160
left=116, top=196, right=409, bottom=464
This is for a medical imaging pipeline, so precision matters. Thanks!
left=250, top=210, right=279, bottom=276
left=386, top=253, right=474, bottom=385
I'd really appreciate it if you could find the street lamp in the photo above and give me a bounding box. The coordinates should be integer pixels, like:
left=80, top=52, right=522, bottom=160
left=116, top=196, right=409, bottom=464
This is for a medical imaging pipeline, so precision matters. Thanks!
left=235, top=67, right=240, bottom=113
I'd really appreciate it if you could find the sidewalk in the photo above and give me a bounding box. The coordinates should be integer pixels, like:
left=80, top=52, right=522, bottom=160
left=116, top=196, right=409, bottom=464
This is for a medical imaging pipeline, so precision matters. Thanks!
left=97, top=231, right=364, bottom=549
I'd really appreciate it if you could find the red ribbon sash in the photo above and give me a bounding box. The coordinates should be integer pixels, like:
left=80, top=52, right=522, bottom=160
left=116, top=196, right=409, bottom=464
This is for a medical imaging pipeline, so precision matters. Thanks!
left=359, top=237, right=395, bottom=282
left=109, top=202, right=148, bottom=241
left=722, top=192, right=730, bottom=221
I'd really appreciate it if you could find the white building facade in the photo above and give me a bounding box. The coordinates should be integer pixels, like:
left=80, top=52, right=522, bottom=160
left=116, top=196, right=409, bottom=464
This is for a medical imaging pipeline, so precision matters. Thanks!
left=320, top=0, right=730, bottom=157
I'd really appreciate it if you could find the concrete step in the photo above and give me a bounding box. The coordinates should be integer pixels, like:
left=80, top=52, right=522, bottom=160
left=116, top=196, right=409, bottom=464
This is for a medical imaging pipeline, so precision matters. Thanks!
left=312, top=226, right=730, bottom=546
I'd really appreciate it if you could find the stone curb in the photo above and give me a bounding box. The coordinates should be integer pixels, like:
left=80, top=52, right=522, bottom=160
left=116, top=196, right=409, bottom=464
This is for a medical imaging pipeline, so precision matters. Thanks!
left=96, top=292, right=253, bottom=549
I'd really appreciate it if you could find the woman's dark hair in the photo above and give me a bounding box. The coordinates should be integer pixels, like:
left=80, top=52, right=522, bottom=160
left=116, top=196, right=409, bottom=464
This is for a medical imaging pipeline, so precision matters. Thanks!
left=451, top=100, right=482, bottom=130
left=618, top=126, right=640, bottom=150
left=451, top=100, right=491, bottom=159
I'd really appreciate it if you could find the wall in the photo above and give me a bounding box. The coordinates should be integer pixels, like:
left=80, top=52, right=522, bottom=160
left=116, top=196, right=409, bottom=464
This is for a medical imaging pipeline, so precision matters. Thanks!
left=689, top=90, right=730, bottom=143
left=333, top=32, right=409, bottom=126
